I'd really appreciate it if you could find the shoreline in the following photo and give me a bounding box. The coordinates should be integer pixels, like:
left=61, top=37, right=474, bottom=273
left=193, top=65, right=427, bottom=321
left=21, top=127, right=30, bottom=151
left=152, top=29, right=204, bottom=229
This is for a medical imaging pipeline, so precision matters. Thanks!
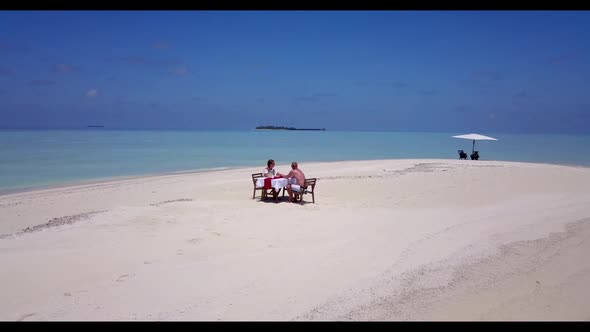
left=0, top=166, right=238, bottom=197
left=2, top=158, right=589, bottom=197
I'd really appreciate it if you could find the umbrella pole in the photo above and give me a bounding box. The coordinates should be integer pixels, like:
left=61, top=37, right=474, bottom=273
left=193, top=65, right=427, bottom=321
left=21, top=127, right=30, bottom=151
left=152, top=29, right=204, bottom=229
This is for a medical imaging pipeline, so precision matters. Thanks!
left=472, top=140, right=475, bottom=154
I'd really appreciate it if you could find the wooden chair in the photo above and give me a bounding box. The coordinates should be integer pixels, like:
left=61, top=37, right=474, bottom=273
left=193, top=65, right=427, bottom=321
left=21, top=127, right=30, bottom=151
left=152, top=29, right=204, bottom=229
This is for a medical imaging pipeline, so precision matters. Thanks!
left=251, top=173, right=274, bottom=200
left=252, top=173, right=264, bottom=199
left=283, top=178, right=317, bottom=204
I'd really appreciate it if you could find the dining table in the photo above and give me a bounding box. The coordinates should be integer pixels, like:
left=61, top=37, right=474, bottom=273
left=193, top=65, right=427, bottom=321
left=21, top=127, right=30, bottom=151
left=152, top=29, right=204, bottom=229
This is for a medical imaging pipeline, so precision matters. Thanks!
left=255, top=176, right=293, bottom=192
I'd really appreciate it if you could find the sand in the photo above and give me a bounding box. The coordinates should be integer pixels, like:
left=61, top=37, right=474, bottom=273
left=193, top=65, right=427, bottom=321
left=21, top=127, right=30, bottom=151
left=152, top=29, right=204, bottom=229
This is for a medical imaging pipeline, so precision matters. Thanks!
left=1, top=159, right=589, bottom=321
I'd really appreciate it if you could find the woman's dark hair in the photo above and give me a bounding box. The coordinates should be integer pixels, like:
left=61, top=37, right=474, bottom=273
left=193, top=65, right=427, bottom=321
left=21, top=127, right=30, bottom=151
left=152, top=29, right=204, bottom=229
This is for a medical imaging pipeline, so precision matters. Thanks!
left=267, top=159, right=275, bottom=167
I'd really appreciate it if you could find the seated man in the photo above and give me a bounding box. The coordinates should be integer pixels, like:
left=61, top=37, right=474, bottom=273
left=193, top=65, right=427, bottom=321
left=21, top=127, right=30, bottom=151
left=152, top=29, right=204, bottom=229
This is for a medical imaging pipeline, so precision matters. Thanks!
left=458, top=150, right=467, bottom=160
left=470, top=151, right=480, bottom=160
left=277, top=161, right=306, bottom=203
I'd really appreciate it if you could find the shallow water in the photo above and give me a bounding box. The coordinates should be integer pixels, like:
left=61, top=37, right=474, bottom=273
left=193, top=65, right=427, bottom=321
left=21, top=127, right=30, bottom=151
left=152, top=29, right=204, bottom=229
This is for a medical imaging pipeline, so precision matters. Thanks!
left=1, top=129, right=589, bottom=191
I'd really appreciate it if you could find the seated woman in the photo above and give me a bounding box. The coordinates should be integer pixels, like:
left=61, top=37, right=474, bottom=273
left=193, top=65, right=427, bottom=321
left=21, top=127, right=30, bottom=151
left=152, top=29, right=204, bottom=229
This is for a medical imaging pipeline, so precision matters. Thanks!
left=263, top=159, right=280, bottom=199
left=263, top=159, right=277, bottom=178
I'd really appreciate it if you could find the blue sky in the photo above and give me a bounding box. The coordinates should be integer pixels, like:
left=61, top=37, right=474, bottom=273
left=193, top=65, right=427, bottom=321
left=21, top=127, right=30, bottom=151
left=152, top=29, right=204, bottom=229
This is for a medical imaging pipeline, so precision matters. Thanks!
left=0, top=11, right=589, bottom=133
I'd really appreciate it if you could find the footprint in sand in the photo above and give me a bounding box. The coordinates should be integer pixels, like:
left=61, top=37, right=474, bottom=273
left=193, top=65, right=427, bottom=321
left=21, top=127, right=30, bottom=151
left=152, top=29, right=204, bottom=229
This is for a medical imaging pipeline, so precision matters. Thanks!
left=211, top=232, right=222, bottom=237
left=17, top=312, right=36, bottom=321
left=187, top=238, right=203, bottom=245
left=176, top=249, right=185, bottom=255
left=116, top=274, right=130, bottom=282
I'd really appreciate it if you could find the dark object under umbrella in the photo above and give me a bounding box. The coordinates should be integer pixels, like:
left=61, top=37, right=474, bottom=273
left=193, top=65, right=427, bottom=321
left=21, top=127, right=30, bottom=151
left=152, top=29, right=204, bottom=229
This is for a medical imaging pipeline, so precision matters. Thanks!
left=452, top=133, right=498, bottom=160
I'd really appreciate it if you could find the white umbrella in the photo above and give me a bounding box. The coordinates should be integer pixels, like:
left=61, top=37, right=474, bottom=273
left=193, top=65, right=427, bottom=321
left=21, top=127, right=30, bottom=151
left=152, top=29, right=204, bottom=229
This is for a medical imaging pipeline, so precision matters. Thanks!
left=452, top=133, right=498, bottom=155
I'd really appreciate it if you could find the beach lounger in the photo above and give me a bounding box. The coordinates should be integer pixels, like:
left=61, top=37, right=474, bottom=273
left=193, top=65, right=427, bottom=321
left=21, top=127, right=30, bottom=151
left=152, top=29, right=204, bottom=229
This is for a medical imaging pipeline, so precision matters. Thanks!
left=458, top=150, right=467, bottom=160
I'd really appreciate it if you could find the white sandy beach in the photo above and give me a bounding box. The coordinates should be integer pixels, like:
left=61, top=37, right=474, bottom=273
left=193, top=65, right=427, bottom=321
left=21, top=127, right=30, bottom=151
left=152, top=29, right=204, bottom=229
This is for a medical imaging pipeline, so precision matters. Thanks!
left=1, top=159, right=590, bottom=321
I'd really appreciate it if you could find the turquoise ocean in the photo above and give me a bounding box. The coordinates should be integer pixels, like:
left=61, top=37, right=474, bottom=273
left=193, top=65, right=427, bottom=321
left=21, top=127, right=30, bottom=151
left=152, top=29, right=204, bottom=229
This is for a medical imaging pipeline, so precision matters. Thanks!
left=1, top=129, right=590, bottom=192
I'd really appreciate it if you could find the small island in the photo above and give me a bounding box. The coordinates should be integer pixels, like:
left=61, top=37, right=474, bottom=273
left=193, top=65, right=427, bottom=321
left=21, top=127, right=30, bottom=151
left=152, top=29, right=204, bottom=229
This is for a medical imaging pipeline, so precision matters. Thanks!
left=256, top=125, right=326, bottom=131
left=87, top=125, right=105, bottom=128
